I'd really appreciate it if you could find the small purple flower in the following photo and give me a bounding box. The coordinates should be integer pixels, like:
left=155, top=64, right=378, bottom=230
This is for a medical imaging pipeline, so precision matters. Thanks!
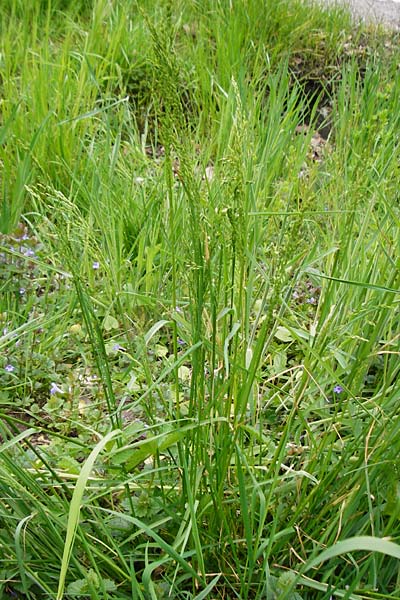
left=50, top=382, right=63, bottom=395
left=92, top=261, right=100, bottom=270
left=5, top=364, right=15, bottom=373
left=24, top=248, right=36, bottom=258
left=333, top=385, right=343, bottom=394
left=112, top=343, right=122, bottom=352
left=306, top=297, right=317, bottom=305
left=19, top=288, right=26, bottom=295
left=177, top=338, right=186, bottom=346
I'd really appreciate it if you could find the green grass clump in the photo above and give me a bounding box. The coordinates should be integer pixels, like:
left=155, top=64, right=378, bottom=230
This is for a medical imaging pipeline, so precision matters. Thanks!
left=1, top=0, right=400, bottom=598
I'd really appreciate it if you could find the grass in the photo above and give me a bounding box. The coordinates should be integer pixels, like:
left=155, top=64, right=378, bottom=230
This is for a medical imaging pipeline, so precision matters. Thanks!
left=1, top=0, right=400, bottom=598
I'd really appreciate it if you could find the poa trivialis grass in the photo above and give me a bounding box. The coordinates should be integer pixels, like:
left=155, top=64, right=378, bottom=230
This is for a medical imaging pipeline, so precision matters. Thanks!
left=1, top=0, right=400, bottom=598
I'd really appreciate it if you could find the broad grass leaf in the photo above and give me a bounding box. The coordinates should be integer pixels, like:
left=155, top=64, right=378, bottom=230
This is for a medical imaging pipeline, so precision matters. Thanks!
left=57, top=429, right=121, bottom=600
left=304, top=535, right=400, bottom=572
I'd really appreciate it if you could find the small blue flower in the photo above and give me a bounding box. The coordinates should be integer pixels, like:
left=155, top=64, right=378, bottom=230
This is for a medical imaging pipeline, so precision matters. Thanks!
left=50, top=382, right=63, bottom=395
left=5, top=364, right=15, bottom=373
left=333, top=385, right=343, bottom=394
left=24, top=248, right=36, bottom=258
left=92, top=261, right=100, bottom=270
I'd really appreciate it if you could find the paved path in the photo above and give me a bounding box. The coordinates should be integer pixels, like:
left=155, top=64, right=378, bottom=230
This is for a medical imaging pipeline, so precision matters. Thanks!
left=318, top=0, right=400, bottom=29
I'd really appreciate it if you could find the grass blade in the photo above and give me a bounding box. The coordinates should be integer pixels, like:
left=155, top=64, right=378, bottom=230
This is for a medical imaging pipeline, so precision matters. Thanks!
left=56, top=429, right=121, bottom=600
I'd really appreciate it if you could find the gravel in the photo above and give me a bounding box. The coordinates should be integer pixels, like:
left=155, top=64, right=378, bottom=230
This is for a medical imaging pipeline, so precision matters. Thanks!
left=316, top=0, right=400, bottom=29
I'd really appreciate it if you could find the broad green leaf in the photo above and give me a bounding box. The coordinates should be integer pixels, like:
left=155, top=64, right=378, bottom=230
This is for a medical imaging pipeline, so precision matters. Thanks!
left=125, top=430, right=186, bottom=471
left=305, top=536, right=400, bottom=572
left=103, top=314, right=119, bottom=331
left=275, top=326, right=294, bottom=343
left=178, top=365, right=191, bottom=381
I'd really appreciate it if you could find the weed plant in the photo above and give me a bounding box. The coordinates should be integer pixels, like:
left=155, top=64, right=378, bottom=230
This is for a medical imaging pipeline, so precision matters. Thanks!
left=1, top=0, right=400, bottom=598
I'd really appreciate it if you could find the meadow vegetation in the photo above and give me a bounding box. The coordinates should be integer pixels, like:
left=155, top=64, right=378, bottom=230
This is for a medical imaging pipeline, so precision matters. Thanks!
left=1, top=0, right=400, bottom=598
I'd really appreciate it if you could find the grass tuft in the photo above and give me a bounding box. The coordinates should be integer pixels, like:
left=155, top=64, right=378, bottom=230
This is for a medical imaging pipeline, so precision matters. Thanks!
left=1, top=0, right=400, bottom=598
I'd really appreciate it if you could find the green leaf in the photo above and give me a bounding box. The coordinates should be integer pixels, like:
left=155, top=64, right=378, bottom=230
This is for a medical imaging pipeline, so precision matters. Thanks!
left=57, top=429, right=121, bottom=600
left=66, top=578, right=88, bottom=596
left=103, top=314, right=119, bottom=332
left=272, top=349, right=287, bottom=374
left=126, top=373, right=139, bottom=392
left=111, top=421, right=214, bottom=472
left=304, top=536, right=400, bottom=573
left=0, top=428, right=37, bottom=454
left=0, top=102, right=19, bottom=146
left=274, top=326, right=294, bottom=343
left=57, top=96, right=129, bottom=125
left=103, top=579, right=117, bottom=592
left=305, top=267, right=400, bottom=294
left=144, top=319, right=171, bottom=345
left=124, top=430, right=186, bottom=471
left=193, top=574, right=221, bottom=599
left=178, top=365, right=191, bottom=381
left=57, top=456, right=81, bottom=475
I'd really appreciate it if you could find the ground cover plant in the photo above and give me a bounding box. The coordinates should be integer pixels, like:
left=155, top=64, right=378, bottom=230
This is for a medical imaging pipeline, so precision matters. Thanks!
left=1, top=0, right=400, bottom=598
